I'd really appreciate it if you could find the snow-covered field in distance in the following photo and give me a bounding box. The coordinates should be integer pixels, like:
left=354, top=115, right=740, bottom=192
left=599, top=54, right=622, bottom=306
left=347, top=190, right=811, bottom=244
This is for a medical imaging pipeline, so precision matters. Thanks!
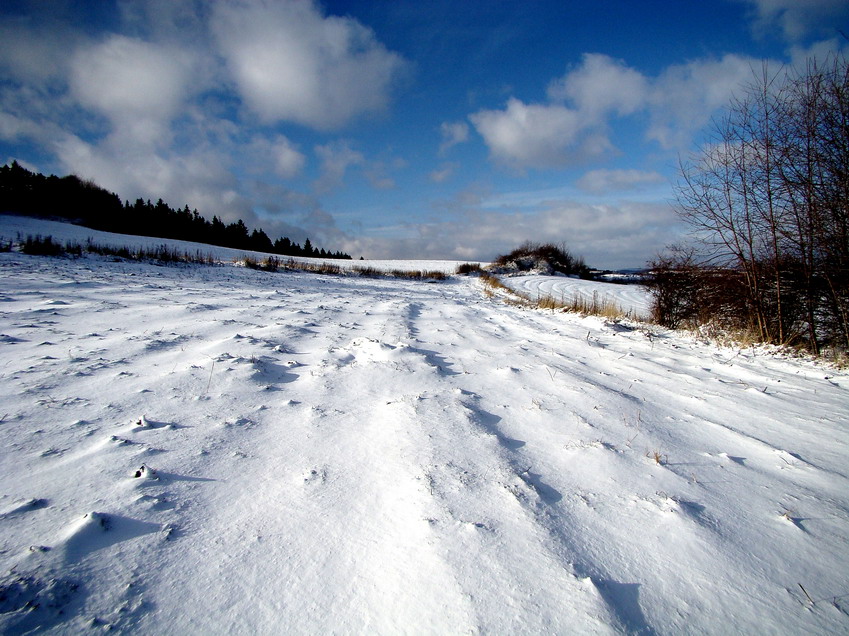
left=502, top=274, right=653, bottom=320
left=0, top=214, right=479, bottom=274
left=1, top=215, right=848, bottom=634
left=0, top=214, right=652, bottom=317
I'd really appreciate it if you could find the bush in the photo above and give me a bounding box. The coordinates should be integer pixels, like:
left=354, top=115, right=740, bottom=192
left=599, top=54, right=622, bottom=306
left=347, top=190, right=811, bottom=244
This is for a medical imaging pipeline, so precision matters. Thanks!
left=20, top=235, right=65, bottom=256
left=648, top=252, right=756, bottom=333
left=493, top=242, right=590, bottom=278
left=456, top=262, right=483, bottom=275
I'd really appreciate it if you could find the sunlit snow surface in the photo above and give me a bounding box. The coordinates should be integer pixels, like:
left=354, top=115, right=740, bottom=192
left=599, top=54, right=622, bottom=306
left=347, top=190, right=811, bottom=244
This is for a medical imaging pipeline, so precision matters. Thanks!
left=1, top=215, right=848, bottom=634
left=502, top=274, right=653, bottom=319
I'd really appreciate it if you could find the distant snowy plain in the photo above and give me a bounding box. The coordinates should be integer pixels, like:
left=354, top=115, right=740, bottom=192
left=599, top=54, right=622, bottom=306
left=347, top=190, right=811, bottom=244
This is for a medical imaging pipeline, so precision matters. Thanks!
left=1, top=215, right=848, bottom=634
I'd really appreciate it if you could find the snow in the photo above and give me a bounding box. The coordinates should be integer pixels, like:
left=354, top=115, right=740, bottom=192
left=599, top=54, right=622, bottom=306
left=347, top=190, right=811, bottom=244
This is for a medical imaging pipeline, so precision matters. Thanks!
left=1, top=215, right=848, bottom=634
left=502, top=274, right=654, bottom=320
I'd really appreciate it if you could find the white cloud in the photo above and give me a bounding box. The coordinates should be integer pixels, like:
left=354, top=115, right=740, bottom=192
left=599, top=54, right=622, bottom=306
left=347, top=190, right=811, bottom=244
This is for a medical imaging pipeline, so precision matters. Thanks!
left=271, top=136, right=308, bottom=179
left=70, top=35, right=196, bottom=146
left=244, top=135, right=307, bottom=179
left=647, top=54, right=757, bottom=148
left=469, top=52, right=772, bottom=168
left=547, top=53, right=648, bottom=117
left=787, top=38, right=849, bottom=69
left=577, top=168, right=665, bottom=194
left=211, top=0, right=407, bottom=130
left=363, top=160, right=398, bottom=190
left=469, top=54, right=647, bottom=170
left=439, top=121, right=469, bottom=155
left=741, top=0, right=849, bottom=41
left=272, top=138, right=307, bottom=179
left=0, top=112, right=45, bottom=143
left=470, top=98, right=595, bottom=170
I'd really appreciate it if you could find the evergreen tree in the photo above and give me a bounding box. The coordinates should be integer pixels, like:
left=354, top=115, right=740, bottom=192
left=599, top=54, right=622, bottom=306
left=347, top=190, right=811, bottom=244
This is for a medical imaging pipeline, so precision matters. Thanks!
left=0, top=163, right=352, bottom=260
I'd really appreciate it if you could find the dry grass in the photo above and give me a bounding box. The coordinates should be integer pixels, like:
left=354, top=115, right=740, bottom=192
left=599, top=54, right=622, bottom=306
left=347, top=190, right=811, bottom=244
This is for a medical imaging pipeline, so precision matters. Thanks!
left=17, top=234, right=217, bottom=264
left=646, top=450, right=667, bottom=465
left=558, top=291, right=632, bottom=320
left=279, top=259, right=448, bottom=281
left=456, top=262, right=483, bottom=275
left=481, top=272, right=510, bottom=291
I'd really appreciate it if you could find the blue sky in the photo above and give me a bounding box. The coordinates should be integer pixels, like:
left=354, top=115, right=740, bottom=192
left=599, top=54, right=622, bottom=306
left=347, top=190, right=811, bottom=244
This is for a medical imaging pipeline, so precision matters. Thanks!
left=1, top=0, right=847, bottom=267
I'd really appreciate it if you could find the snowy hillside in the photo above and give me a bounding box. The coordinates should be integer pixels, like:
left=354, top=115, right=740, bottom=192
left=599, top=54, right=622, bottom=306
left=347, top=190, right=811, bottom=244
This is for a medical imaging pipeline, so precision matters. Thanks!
left=0, top=215, right=477, bottom=275
left=1, top=217, right=848, bottom=634
left=502, top=274, right=653, bottom=320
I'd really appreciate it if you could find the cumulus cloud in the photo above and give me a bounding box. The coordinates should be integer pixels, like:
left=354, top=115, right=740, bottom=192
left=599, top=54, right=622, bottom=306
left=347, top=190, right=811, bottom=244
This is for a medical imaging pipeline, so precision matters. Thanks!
left=647, top=54, right=757, bottom=148
left=211, top=0, right=407, bottom=130
left=469, top=98, right=596, bottom=170
left=52, top=134, right=248, bottom=222
left=470, top=52, right=770, bottom=169
left=0, top=21, right=80, bottom=85
left=439, top=121, right=469, bottom=155
left=53, top=132, right=253, bottom=223
left=70, top=35, right=196, bottom=146
left=270, top=137, right=307, bottom=179
left=469, top=54, right=647, bottom=170
left=547, top=53, right=648, bottom=117
left=577, top=168, right=665, bottom=194
left=363, top=159, right=400, bottom=190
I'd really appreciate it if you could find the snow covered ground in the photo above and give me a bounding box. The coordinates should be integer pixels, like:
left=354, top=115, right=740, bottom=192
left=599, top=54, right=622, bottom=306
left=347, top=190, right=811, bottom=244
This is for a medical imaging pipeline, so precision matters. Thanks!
left=1, top=216, right=848, bottom=634
left=501, top=275, right=653, bottom=320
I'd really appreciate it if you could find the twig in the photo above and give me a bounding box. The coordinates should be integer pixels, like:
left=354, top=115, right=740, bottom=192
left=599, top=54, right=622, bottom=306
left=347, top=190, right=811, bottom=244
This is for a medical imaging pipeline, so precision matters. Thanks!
left=798, top=583, right=815, bottom=606
left=204, top=359, right=215, bottom=395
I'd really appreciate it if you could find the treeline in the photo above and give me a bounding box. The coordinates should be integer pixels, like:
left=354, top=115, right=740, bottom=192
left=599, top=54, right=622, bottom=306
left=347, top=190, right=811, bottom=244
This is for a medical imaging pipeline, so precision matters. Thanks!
left=0, top=162, right=351, bottom=259
left=652, top=55, right=848, bottom=355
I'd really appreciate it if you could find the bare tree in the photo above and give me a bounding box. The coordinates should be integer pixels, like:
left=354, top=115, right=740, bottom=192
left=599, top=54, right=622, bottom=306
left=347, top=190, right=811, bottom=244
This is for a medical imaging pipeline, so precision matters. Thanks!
left=666, top=54, right=849, bottom=354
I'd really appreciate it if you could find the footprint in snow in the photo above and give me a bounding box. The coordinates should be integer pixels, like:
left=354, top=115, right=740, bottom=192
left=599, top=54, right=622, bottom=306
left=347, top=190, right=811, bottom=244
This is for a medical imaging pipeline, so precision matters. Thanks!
left=134, top=493, right=175, bottom=511
left=301, top=467, right=327, bottom=485
left=221, top=417, right=255, bottom=429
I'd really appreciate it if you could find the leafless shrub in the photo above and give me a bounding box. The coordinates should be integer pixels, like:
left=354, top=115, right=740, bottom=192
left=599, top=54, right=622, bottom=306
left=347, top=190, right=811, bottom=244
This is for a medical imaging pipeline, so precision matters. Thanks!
left=667, top=54, right=849, bottom=354
left=493, top=242, right=589, bottom=278
left=456, top=262, right=483, bottom=275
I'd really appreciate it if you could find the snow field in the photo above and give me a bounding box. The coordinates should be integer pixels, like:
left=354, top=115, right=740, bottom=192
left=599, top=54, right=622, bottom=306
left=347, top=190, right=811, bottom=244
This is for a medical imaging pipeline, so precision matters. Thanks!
left=1, top=217, right=848, bottom=633
left=502, top=274, right=654, bottom=320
